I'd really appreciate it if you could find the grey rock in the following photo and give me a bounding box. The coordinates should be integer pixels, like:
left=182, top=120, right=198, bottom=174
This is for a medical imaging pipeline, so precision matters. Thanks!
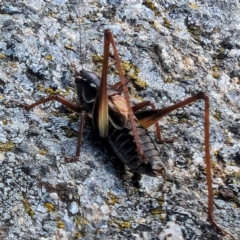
left=0, top=0, right=239, bottom=240
left=68, top=201, right=78, bottom=215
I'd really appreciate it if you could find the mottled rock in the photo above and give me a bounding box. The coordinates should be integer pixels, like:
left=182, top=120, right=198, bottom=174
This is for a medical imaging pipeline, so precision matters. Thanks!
left=68, top=201, right=78, bottom=215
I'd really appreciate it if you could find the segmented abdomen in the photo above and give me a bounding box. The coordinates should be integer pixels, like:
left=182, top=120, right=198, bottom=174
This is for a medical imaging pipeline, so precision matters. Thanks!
left=107, top=121, right=165, bottom=177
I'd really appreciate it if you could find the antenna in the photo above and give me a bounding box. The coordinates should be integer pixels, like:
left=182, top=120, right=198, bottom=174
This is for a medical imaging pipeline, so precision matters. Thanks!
left=13, top=0, right=89, bottom=75
left=13, top=1, right=77, bottom=72
left=73, top=0, right=86, bottom=70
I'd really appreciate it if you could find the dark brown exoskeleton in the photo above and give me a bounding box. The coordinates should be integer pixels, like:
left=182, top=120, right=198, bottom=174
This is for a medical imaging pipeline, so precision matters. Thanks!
left=16, top=29, right=235, bottom=239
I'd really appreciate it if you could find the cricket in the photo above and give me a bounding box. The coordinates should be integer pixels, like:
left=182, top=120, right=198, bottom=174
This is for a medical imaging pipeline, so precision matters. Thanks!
left=15, top=30, right=234, bottom=239
left=7, top=1, right=237, bottom=239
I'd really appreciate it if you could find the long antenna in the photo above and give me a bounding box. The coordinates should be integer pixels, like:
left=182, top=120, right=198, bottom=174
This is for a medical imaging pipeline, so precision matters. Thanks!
left=34, top=20, right=76, bottom=71
left=15, top=0, right=87, bottom=74
left=13, top=1, right=77, bottom=72
left=73, top=0, right=85, bottom=70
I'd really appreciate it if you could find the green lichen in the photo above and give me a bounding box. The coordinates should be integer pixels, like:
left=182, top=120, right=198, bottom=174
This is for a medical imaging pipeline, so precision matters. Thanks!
left=64, top=44, right=74, bottom=51
left=50, top=110, right=61, bottom=117
left=64, top=129, right=76, bottom=137
left=212, top=72, right=220, bottom=79
left=38, top=84, right=44, bottom=92
left=133, top=95, right=144, bottom=101
left=133, top=77, right=147, bottom=89
left=188, top=3, right=198, bottom=9
left=2, top=120, right=10, bottom=125
left=37, top=83, right=69, bottom=97
left=151, top=196, right=166, bottom=222
left=237, top=78, right=240, bottom=85
left=75, top=232, right=82, bottom=239
left=229, top=170, right=240, bottom=180
left=212, top=65, right=219, bottom=72
left=76, top=215, right=89, bottom=227
left=158, top=196, right=164, bottom=206
left=175, top=113, right=189, bottom=124
left=151, top=207, right=166, bottom=221
left=106, top=192, right=118, bottom=205
left=40, top=149, right=48, bottom=155
left=89, top=16, right=98, bottom=22
left=92, top=55, right=104, bottom=63
left=44, top=202, right=54, bottom=212
left=48, top=11, right=59, bottom=18
left=57, top=221, right=64, bottom=229
left=114, top=220, right=131, bottom=229
left=43, top=117, right=49, bottom=123
left=93, top=56, right=147, bottom=90
left=120, top=221, right=131, bottom=228
left=213, top=27, right=220, bottom=33
left=187, top=25, right=202, bottom=41
left=211, top=65, right=220, bottom=79
left=93, top=53, right=149, bottom=104
left=0, top=53, right=6, bottom=59
left=67, top=113, right=79, bottom=123
left=143, top=0, right=160, bottom=16
left=92, top=55, right=105, bottom=74
left=233, top=196, right=240, bottom=206
left=213, top=47, right=226, bottom=60
left=23, top=199, right=35, bottom=217
left=120, top=61, right=147, bottom=90
left=163, top=77, right=174, bottom=83
left=213, top=110, right=222, bottom=121
left=120, top=61, right=132, bottom=74
left=225, top=138, right=232, bottom=145
left=102, top=7, right=117, bottom=19
left=210, top=160, right=218, bottom=168
left=214, top=189, right=219, bottom=196
left=44, top=87, right=61, bottom=95
left=167, top=117, right=176, bottom=125
left=8, top=62, right=18, bottom=68
left=163, top=17, right=171, bottom=28
left=151, top=208, right=164, bottom=215
left=0, top=142, right=15, bottom=152
left=45, top=54, right=52, bottom=61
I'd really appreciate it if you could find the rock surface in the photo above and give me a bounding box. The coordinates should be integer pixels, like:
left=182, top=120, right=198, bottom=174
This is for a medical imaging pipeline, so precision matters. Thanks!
left=0, top=0, right=239, bottom=239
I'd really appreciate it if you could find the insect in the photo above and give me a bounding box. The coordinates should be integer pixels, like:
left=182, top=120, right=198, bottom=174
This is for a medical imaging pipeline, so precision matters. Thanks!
left=13, top=17, right=235, bottom=239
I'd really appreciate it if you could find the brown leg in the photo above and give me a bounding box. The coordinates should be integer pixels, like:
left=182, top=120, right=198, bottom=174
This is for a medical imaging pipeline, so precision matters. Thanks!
left=104, top=29, right=146, bottom=163
left=111, top=78, right=130, bottom=92
left=91, top=31, right=110, bottom=138
left=16, top=95, right=82, bottom=112
left=202, top=95, right=235, bottom=239
left=132, top=101, right=175, bottom=143
left=65, top=111, right=86, bottom=162
left=135, top=92, right=207, bottom=129
left=135, top=92, right=235, bottom=239
left=15, top=96, right=87, bottom=162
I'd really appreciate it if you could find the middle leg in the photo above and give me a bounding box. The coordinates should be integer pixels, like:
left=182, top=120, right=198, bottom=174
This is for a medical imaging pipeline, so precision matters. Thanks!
left=132, top=101, right=175, bottom=143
